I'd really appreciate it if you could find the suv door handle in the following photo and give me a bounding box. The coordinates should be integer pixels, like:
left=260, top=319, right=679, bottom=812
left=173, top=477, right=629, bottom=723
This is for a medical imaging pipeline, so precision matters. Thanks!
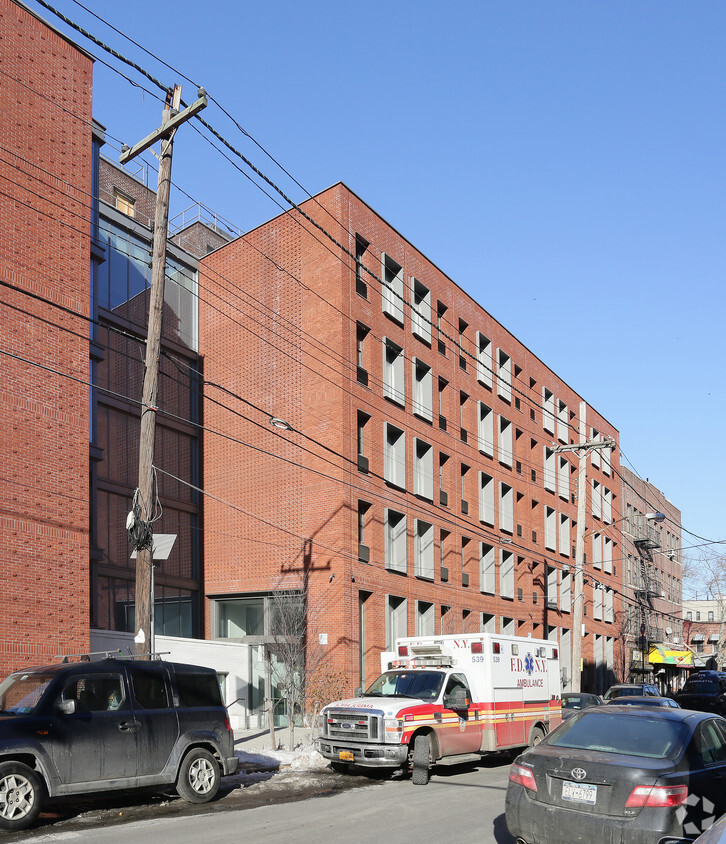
left=117, top=720, right=141, bottom=733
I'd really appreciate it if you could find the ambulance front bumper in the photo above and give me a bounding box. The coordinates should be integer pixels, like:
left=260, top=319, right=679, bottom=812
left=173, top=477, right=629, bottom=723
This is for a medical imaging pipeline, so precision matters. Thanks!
left=316, top=738, right=408, bottom=768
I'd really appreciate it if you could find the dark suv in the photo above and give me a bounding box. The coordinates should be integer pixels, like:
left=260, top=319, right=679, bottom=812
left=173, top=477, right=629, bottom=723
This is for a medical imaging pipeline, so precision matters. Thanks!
left=675, top=671, right=726, bottom=716
left=0, top=658, right=238, bottom=830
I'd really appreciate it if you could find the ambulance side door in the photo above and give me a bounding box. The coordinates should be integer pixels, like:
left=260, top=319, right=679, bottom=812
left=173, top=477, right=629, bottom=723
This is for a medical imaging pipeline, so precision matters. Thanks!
left=440, top=673, right=482, bottom=756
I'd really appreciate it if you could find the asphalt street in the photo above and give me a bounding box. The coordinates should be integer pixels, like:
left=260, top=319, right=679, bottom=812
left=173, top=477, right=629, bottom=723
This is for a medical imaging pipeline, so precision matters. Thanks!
left=12, top=759, right=515, bottom=844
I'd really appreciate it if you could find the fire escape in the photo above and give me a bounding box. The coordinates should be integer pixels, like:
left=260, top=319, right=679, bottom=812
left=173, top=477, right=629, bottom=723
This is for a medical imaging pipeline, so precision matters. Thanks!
left=633, top=517, right=663, bottom=660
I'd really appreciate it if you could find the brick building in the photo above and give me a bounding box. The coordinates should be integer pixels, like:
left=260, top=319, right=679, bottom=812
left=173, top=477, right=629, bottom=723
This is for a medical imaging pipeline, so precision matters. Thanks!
left=0, top=0, right=94, bottom=672
left=199, top=183, right=624, bottom=707
left=620, top=467, right=685, bottom=690
left=683, top=599, right=725, bottom=671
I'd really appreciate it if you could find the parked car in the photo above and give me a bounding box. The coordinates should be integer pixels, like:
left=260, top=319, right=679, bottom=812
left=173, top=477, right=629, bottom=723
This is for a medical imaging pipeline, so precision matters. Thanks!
left=561, top=692, right=603, bottom=720
left=0, top=658, right=238, bottom=831
left=605, top=696, right=681, bottom=709
left=505, top=705, right=726, bottom=844
left=675, top=671, right=726, bottom=717
left=603, top=682, right=660, bottom=701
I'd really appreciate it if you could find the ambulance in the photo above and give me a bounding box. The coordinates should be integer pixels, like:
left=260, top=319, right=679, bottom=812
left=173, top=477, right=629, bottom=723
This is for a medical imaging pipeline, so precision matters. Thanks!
left=316, top=632, right=562, bottom=784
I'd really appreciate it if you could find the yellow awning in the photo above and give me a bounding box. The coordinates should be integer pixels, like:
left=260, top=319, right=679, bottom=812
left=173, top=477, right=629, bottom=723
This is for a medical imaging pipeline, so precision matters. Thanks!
left=648, top=644, right=693, bottom=666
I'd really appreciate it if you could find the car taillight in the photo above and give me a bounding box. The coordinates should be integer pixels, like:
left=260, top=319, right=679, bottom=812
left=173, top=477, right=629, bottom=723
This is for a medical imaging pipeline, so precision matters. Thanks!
left=625, top=784, right=688, bottom=808
left=509, top=763, right=538, bottom=792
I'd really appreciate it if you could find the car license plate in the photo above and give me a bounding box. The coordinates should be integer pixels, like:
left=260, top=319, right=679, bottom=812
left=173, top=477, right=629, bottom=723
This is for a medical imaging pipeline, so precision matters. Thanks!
left=562, top=780, right=597, bottom=804
left=339, top=750, right=354, bottom=762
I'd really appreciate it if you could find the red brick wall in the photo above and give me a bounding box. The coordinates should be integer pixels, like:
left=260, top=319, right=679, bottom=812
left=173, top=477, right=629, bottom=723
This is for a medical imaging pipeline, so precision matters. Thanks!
left=200, top=183, right=623, bottom=695
left=0, top=0, right=93, bottom=673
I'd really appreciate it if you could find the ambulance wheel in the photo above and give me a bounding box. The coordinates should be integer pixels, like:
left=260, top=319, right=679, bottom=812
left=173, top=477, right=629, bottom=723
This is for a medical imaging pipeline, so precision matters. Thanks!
left=530, top=727, right=545, bottom=747
left=412, top=734, right=431, bottom=785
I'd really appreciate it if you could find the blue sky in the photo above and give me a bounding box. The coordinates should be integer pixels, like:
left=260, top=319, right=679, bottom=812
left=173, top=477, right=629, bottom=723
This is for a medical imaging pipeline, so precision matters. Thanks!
left=37, top=1, right=725, bottom=558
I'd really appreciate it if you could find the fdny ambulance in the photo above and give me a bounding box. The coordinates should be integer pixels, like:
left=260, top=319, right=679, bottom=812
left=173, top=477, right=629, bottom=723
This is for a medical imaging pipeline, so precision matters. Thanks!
left=316, top=632, right=561, bottom=784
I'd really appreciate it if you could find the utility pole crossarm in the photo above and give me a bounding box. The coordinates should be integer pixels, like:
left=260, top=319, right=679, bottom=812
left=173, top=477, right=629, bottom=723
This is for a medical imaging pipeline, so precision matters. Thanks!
left=120, top=89, right=207, bottom=165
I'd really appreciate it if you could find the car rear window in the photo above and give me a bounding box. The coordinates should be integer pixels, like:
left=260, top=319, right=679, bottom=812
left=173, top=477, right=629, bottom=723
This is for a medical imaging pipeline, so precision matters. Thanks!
left=175, top=671, right=223, bottom=707
left=548, top=711, right=688, bottom=758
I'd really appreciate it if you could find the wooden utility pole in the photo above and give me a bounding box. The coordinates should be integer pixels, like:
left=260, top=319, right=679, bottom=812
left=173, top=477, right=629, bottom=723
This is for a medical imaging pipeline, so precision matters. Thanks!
left=552, top=401, right=615, bottom=692
left=122, top=86, right=207, bottom=657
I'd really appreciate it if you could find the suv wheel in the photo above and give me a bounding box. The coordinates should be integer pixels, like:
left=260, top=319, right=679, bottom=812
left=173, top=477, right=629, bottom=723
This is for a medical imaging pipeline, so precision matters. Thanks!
left=0, top=762, right=43, bottom=831
left=176, top=748, right=221, bottom=803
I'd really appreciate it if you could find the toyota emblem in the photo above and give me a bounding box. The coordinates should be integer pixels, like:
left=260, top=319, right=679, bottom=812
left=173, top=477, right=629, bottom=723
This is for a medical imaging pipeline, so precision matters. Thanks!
left=571, top=768, right=587, bottom=781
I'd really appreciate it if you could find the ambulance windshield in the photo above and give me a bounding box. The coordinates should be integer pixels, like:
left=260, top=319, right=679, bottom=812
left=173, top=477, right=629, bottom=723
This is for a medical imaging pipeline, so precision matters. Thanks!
left=365, top=671, right=444, bottom=701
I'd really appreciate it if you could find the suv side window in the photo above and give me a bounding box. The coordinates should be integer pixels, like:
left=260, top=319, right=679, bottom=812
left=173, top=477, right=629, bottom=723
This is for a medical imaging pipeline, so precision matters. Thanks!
left=175, top=671, right=223, bottom=707
left=130, top=667, right=169, bottom=709
left=64, top=675, right=125, bottom=712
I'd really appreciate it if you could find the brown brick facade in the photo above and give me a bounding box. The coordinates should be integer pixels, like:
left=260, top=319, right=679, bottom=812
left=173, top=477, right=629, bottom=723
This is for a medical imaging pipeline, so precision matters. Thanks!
left=0, top=0, right=93, bottom=673
left=200, top=184, right=623, bottom=693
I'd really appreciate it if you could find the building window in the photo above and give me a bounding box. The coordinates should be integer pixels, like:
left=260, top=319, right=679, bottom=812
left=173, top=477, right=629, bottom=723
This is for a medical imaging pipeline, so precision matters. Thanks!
left=709, top=611, right=715, bottom=622
left=113, top=189, right=135, bottom=217
left=557, top=400, right=568, bottom=443
left=355, top=235, right=369, bottom=298
left=478, top=402, right=494, bottom=457
left=498, top=417, right=513, bottom=467
left=384, top=423, right=406, bottom=489
left=386, top=595, right=407, bottom=649
left=438, top=377, right=448, bottom=430
left=544, top=447, right=556, bottom=492
left=357, top=410, right=370, bottom=473
left=497, top=349, right=512, bottom=402
left=460, top=391, right=469, bottom=442
left=356, top=322, right=369, bottom=386
left=686, top=611, right=692, bottom=621
left=561, top=568, right=571, bottom=613
left=412, top=358, right=433, bottom=421
left=436, top=301, right=447, bottom=355
left=480, top=543, right=495, bottom=594
left=383, top=339, right=405, bottom=406
left=559, top=515, right=570, bottom=557
left=479, top=472, right=494, bottom=526
left=357, top=501, right=370, bottom=545
left=384, top=509, right=407, bottom=573
left=558, top=457, right=569, bottom=500
left=500, top=550, right=514, bottom=599
left=461, top=537, right=470, bottom=586
left=461, top=464, right=470, bottom=514
left=542, top=387, right=555, bottom=434
left=414, top=520, right=435, bottom=580
left=416, top=600, right=435, bottom=636
left=458, top=318, right=468, bottom=370
left=603, top=537, right=613, bottom=574
left=545, top=507, right=556, bottom=551
left=499, top=482, right=514, bottom=533
left=476, top=332, right=492, bottom=388
left=411, top=278, right=432, bottom=343
left=602, top=487, right=612, bottom=523
left=592, top=533, right=602, bottom=570
left=435, top=454, right=448, bottom=508
left=216, top=596, right=265, bottom=637
left=591, top=429, right=601, bottom=469
left=481, top=612, right=495, bottom=633
left=592, top=480, right=602, bottom=519
left=413, top=438, right=434, bottom=501
left=382, top=253, right=404, bottom=323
